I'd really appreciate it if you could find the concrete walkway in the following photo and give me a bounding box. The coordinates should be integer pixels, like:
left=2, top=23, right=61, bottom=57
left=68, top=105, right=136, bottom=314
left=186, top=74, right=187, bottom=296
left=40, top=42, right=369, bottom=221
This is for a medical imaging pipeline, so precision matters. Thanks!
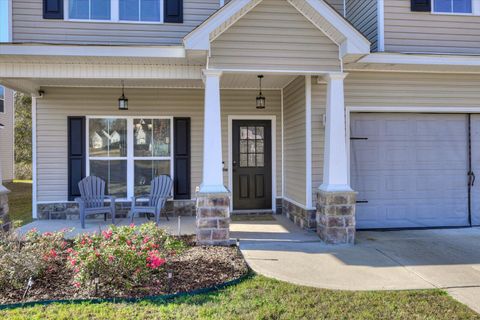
left=231, top=215, right=480, bottom=314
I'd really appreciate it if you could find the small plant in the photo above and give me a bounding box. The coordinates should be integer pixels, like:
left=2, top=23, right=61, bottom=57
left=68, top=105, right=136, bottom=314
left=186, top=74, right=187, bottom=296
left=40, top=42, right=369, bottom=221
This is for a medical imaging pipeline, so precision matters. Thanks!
left=68, top=223, right=185, bottom=292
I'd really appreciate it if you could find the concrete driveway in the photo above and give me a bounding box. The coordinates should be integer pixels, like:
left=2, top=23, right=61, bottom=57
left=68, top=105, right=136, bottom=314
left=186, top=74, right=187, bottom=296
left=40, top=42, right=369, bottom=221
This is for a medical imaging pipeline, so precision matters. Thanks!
left=231, top=215, right=480, bottom=313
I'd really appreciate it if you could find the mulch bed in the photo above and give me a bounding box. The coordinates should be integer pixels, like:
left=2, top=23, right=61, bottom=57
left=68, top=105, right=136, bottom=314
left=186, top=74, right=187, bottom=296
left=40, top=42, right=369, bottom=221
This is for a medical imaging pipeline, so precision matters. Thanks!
left=0, top=236, right=249, bottom=304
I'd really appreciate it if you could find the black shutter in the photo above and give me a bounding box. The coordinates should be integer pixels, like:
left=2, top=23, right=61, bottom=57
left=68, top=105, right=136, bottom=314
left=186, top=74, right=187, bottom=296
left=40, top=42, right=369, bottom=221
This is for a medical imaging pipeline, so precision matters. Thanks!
left=164, top=0, right=183, bottom=23
left=411, top=0, right=431, bottom=12
left=43, top=0, right=64, bottom=19
left=173, top=118, right=190, bottom=200
left=68, top=117, right=86, bottom=201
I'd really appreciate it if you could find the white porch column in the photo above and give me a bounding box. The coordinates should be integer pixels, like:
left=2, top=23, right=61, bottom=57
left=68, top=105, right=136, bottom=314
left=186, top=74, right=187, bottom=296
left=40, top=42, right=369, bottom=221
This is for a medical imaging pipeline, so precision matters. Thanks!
left=316, top=72, right=356, bottom=245
left=319, top=73, right=351, bottom=192
left=196, top=69, right=230, bottom=246
left=199, top=69, right=227, bottom=193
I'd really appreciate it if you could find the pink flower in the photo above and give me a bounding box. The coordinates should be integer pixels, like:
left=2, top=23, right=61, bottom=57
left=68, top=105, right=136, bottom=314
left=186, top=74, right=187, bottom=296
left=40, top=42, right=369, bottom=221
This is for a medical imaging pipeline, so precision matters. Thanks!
left=146, top=250, right=166, bottom=269
left=73, top=282, right=81, bottom=288
left=70, top=259, right=77, bottom=266
left=108, top=255, right=114, bottom=262
left=66, top=248, right=74, bottom=254
left=102, top=230, right=113, bottom=240
left=143, top=237, right=150, bottom=244
left=129, top=223, right=135, bottom=228
left=42, top=232, right=53, bottom=237
left=49, top=249, right=57, bottom=258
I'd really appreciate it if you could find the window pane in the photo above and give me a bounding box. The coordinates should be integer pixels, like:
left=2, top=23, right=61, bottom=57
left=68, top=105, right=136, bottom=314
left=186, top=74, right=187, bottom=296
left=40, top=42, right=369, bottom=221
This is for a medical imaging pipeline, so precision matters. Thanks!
left=0, top=86, right=4, bottom=100
left=89, top=118, right=127, bottom=157
left=141, top=0, right=160, bottom=21
left=256, top=154, right=264, bottom=167
left=434, top=0, right=451, bottom=12
left=134, top=160, right=170, bottom=196
left=120, top=0, right=139, bottom=21
left=70, top=0, right=89, bottom=19
left=0, top=100, right=4, bottom=113
left=453, top=0, right=472, bottom=13
left=134, top=118, right=170, bottom=157
left=91, top=0, right=111, bottom=19
left=90, top=160, right=127, bottom=198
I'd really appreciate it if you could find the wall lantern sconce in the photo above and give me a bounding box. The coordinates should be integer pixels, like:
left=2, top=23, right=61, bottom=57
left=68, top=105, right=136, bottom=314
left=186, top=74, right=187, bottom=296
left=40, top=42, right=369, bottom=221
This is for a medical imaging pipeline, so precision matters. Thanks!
left=118, top=80, right=128, bottom=110
left=256, top=75, right=266, bottom=109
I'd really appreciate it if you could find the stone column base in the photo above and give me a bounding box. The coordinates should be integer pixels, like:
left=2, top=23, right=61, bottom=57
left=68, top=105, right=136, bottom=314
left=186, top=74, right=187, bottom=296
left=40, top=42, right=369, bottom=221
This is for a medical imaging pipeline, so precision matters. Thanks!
left=316, top=190, right=356, bottom=245
left=196, top=192, right=231, bottom=246
left=0, top=185, right=11, bottom=232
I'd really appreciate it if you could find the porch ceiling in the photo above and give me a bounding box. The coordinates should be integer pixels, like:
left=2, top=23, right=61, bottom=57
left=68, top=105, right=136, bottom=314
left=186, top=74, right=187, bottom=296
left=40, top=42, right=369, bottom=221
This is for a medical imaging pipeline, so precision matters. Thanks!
left=1, top=74, right=297, bottom=93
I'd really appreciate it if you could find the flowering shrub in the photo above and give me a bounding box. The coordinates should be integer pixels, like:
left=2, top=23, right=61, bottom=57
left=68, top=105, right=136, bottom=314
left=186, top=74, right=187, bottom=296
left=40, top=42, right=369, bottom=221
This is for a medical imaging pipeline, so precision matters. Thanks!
left=0, top=228, right=69, bottom=290
left=68, top=223, right=185, bottom=291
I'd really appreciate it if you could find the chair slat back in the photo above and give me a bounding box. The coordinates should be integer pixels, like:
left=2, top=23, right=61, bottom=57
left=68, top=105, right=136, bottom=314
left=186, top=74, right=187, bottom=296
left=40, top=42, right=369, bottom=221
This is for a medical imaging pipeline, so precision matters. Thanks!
left=149, top=175, right=173, bottom=208
left=78, top=176, right=106, bottom=208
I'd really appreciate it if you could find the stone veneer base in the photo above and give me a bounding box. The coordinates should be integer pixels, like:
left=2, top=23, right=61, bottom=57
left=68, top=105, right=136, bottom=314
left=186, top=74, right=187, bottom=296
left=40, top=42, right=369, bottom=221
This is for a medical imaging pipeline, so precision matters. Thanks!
left=37, top=199, right=196, bottom=220
left=196, top=192, right=231, bottom=246
left=282, top=198, right=316, bottom=231
left=316, top=190, right=356, bottom=245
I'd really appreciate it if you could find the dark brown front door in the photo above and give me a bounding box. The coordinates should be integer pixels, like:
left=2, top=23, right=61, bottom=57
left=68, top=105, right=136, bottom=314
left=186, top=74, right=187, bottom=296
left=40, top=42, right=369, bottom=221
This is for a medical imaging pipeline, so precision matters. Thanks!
left=232, top=120, right=272, bottom=210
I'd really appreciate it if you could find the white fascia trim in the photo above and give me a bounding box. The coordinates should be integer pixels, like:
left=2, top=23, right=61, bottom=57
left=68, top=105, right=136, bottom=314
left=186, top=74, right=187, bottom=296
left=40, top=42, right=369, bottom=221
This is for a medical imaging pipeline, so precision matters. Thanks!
left=301, top=0, right=370, bottom=56
left=0, top=44, right=186, bottom=58
left=283, top=196, right=316, bottom=211
left=377, top=0, right=385, bottom=52
left=32, top=97, right=37, bottom=219
left=358, top=52, right=480, bottom=66
left=305, top=76, right=312, bottom=208
left=184, top=0, right=257, bottom=50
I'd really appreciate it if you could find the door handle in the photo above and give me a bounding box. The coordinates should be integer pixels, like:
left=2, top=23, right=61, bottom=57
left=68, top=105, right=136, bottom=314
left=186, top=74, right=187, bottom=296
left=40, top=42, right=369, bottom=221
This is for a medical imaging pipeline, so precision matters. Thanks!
left=233, top=160, right=237, bottom=167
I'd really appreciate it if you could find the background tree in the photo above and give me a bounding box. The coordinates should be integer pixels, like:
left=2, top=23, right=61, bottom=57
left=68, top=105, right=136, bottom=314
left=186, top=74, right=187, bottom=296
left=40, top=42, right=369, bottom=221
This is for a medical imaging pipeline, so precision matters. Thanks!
left=14, top=92, right=32, bottom=179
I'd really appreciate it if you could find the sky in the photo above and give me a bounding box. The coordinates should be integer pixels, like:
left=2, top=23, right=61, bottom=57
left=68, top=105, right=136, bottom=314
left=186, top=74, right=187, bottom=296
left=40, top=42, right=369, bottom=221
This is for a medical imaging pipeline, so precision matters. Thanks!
left=0, top=0, right=8, bottom=42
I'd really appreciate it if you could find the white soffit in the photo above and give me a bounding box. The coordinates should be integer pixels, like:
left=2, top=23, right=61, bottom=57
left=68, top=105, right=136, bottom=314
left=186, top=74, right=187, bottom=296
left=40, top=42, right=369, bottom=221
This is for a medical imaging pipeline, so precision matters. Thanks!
left=184, top=0, right=370, bottom=58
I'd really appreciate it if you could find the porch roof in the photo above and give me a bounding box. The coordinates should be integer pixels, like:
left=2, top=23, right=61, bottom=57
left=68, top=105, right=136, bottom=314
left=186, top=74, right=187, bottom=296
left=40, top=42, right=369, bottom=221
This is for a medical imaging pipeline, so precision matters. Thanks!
left=183, top=0, right=371, bottom=60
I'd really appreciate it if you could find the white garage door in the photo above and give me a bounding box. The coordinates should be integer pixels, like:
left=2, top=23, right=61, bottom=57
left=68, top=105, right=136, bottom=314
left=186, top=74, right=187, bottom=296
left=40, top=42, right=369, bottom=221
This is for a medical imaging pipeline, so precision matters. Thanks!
left=350, top=113, right=470, bottom=229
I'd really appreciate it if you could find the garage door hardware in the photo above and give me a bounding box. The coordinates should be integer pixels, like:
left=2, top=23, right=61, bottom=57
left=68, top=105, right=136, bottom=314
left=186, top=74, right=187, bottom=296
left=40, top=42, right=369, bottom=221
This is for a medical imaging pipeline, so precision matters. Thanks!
left=356, top=200, right=368, bottom=204
left=350, top=137, right=368, bottom=140
left=468, top=171, right=476, bottom=187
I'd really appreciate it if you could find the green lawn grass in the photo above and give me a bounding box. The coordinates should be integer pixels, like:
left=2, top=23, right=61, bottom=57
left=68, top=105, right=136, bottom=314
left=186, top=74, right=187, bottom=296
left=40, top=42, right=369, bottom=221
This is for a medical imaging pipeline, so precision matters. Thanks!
left=0, top=275, right=478, bottom=320
left=4, top=181, right=32, bottom=226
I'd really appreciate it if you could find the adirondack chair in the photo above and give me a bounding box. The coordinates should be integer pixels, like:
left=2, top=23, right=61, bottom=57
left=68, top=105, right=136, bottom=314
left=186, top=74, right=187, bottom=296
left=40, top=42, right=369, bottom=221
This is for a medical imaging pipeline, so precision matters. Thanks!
left=130, top=175, right=173, bottom=225
left=75, top=176, right=116, bottom=229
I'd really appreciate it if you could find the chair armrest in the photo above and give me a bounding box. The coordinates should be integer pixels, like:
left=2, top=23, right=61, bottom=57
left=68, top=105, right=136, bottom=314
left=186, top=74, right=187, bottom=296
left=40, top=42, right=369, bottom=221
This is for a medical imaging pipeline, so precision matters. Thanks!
left=105, top=196, right=116, bottom=204
left=131, top=195, right=150, bottom=203
left=74, top=197, right=84, bottom=204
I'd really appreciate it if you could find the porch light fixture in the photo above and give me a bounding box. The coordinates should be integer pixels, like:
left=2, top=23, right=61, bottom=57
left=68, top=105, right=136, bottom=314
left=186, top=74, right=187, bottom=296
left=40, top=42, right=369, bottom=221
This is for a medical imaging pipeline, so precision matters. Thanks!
left=118, top=80, right=128, bottom=110
left=256, top=75, right=266, bottom=109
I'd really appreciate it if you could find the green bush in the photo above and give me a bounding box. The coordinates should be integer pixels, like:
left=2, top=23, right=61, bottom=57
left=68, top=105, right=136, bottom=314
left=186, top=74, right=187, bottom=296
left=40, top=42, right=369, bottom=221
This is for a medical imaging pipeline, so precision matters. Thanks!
left=15, top=161, right=32, bottom=180
left=68, top=223, right=185, bottom=291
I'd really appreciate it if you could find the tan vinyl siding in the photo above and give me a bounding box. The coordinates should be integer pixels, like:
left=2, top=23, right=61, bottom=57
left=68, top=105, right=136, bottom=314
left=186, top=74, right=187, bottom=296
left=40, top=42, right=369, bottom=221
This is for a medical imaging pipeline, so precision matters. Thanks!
left=209, top=0, right=341, bottom=72
left=324, top=0, right=344, bottom=15
left=311, top=80, right=325, bottom=202
left=283, top=76, right=307, bottom=206
left=35, top=87, right=281, bottom=202
left=346, top=0, right=377, bottom=51
left=12, top=0, right=218, bottom=45
left=345, top=72, right=480, bottom=107
left=384, top=0, right=480, bottom=54
left=0, top=88, right=14, bottom=182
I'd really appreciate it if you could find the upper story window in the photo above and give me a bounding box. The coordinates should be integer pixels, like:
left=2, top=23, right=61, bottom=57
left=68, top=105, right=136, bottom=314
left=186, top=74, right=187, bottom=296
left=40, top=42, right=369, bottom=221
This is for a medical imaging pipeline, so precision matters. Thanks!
left=66, top=0, right=164, bottom=22
left=120, top=0, right=161, bottom=22
left=433, top=0, right=472, bottom=14
left=70, top=0, right=111, bottom=20
left=0, top=86, right=4, bottom=114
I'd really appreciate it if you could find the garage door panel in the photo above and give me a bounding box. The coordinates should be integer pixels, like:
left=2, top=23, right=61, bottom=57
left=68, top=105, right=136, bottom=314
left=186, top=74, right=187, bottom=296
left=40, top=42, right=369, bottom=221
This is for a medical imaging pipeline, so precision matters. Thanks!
left=351, top=113, right=469, bottom=229
left=468, top=115, right=480, bottom=226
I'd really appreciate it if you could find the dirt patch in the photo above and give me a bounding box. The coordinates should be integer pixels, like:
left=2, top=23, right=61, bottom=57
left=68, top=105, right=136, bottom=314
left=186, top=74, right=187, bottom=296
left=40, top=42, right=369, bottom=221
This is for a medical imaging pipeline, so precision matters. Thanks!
left=0, top=236, right=249, bottom=304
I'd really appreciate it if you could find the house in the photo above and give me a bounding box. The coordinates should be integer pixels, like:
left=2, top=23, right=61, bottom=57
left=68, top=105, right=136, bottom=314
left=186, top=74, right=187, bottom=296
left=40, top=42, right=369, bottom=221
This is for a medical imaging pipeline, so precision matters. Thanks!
left=0, top=86, right=14, bottom=184
left=1, top=0, right=480, bottom=245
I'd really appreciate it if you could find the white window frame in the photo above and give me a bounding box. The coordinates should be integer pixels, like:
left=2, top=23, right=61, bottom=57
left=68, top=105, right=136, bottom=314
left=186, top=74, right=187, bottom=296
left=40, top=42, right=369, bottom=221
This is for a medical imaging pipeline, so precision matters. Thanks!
left=431, top=0, right=480, bottom=16
left=64, top=0, right=165, bottom=24
left=86, top=116, right=174, bottom=200
left=0, top=86, right=4, bottom=114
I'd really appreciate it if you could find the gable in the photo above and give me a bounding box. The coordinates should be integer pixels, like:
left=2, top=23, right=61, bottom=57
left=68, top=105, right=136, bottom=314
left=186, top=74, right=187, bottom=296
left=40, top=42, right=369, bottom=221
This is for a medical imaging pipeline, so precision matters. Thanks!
left=209, top=0, right=341, bottom=72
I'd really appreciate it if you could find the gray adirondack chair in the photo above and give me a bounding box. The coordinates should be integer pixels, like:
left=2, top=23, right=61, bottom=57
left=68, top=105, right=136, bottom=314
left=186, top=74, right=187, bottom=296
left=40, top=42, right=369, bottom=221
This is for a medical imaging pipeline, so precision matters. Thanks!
left=130, top=175, right=173, bottom=225
left=75, top=176, right=116, bottom=229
